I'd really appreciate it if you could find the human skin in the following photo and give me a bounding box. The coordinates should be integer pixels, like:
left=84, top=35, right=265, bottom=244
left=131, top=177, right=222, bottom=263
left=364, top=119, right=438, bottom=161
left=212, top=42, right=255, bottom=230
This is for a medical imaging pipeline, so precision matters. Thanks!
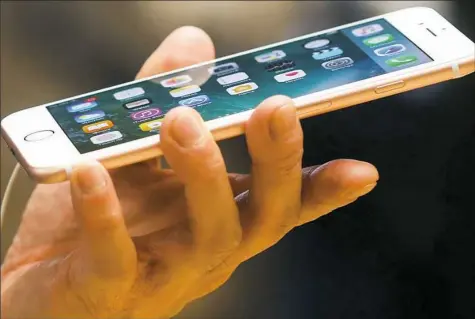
left=1, top=26, right=379, bottom=319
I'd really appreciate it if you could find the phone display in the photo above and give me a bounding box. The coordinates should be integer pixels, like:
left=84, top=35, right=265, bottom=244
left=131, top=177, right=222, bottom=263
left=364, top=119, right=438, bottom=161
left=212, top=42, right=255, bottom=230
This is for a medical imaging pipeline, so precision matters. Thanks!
left=47, top=18, right=432, bottom=154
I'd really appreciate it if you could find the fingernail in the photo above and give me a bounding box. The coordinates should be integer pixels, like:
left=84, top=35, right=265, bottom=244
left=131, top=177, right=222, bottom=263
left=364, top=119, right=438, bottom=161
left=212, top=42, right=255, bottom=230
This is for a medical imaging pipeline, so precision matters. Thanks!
left=74, top=163, right=107, bottom=195
left=270, top=103, right=297, bottom=139
left=171, top=113, right=205, bottom=147
left=345, top=182, right=377, bottom=200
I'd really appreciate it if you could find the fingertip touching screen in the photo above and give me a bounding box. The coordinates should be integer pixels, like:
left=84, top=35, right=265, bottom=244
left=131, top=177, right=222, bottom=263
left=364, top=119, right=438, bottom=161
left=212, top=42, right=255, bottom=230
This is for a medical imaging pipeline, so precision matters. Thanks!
left=47, top=18, right=432, bottom=154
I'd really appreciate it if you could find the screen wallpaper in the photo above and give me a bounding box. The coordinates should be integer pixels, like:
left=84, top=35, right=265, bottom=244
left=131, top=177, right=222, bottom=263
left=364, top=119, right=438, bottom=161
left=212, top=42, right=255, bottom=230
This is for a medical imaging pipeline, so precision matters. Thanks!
left=47, top=18, right=432, bottom=154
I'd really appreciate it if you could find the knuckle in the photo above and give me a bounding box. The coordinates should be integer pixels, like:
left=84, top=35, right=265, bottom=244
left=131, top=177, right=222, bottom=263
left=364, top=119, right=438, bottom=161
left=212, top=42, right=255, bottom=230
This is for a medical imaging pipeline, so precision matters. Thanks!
left=87, top=210, right=123, bottom=234
left=212, top=228, right=242, bottom=253
left=275, top=219, right=298, bottom=235
left=188, top=144, right=227, bottom=180
left=201, top=229, right=242, bottom=268
left=228, top=228, right=243, bottom=249
left=253, top=136, right=303, bottom=169
left=278, top=150, right=304, bottom=177
left=205, top=249, right=239, bottom=275
left=204, top=247, right=235, bottom=272
left=255, top=147, right=303, bottom=179
left=272, top=212, right=300, bottom=235
left=257, top=205, right=300, bottom=240
left=211, top=258, right=234, bottom=274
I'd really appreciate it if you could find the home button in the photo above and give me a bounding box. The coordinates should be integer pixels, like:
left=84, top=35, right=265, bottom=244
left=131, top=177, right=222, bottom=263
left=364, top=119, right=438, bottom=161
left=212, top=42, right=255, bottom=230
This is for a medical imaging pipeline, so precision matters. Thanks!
left=24, top=130, right=55, bottom=142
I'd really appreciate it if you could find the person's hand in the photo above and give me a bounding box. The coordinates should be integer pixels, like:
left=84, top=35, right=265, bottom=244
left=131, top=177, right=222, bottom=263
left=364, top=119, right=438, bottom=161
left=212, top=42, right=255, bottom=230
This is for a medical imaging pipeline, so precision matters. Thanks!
left=1, top=27, right=379, bottom=319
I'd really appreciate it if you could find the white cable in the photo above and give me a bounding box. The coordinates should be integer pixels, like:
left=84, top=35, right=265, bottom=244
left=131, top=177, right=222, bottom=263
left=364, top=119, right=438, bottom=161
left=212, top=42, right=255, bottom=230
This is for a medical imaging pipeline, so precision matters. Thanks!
left=1, top=163, right=21, bottom=230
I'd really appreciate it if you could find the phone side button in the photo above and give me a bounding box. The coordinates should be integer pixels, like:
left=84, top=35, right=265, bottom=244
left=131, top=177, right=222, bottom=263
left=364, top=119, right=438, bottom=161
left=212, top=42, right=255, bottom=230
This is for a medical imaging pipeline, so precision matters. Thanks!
left=374, top=81, right=405, bottom=94
left=298, top=101, right=333, bottom=117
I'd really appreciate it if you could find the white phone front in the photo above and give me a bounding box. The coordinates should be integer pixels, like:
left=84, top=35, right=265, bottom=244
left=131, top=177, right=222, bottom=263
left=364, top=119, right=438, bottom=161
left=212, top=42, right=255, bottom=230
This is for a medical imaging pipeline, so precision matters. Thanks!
left=2, top=7, right=474, bottom=183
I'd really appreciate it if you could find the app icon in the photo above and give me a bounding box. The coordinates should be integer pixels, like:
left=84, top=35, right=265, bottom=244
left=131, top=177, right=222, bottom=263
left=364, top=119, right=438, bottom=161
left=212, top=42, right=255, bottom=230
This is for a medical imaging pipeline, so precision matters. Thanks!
left=374, top=44, right=406, bottom=57
left=123, top=98, right=151, bottom=109
left=170, top=85, right=201, bottom=98
left=351, top=24, right=384, bottom=37
left=74, top=110, right=105, bottom=124
left=385, top=55, right=418, bottom=67
left=130, top=108, right=162, bottom=121
left=67, top=101, right=98, bottom=113
left=254, top=50, right=286, bottom=63
left=160, top=75, right=192, bottom=88
left=139, top=119, right=164, bottom=132
left=274, top=70, right=306, bottom=82
left=217, top=72, right=249, bottom=85
left=208, top=62, right=239, bottom=76
left=322, top=57, right=354, bottom=71
left=113, top=87, right=145, bottom=100
left=82, top=120, right=114, bottom=134
left=312, top=47, right=343, bottom=60
left=90, top=131, right=123, bottom=144
left=178, top=95, right=211, bottom=107
left=226, top=82, right=258, bottom=95
left=304, top=39, right=330, bottom=49
left=363, top=33, right=394, bottom=46
left=265, top=59, right=295, bottom=72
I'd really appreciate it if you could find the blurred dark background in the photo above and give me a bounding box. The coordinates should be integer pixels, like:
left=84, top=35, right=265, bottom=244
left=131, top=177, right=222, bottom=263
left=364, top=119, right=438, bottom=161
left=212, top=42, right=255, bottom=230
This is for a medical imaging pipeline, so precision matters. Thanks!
left=1, top=1, right=475, bottom=318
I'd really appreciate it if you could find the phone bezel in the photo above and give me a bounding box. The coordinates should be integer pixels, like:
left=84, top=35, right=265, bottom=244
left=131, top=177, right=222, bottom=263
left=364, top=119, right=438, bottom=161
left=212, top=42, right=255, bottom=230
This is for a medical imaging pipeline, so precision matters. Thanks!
left=2, top=6, right=474, bottom=181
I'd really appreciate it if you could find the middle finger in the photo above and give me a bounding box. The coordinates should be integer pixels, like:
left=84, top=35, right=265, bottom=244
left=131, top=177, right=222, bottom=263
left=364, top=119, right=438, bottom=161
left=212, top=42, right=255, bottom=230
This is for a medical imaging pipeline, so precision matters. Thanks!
left=160, top=107, right=242, bottom=270
left=241, top=95, right=303, bottom=257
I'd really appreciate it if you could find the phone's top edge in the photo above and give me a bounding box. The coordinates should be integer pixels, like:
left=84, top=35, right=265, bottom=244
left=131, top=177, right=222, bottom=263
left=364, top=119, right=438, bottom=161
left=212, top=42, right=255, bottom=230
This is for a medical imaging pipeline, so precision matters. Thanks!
left=0, top=8, right=394, bottom=116
left=0, top=6, right=456, bottom=119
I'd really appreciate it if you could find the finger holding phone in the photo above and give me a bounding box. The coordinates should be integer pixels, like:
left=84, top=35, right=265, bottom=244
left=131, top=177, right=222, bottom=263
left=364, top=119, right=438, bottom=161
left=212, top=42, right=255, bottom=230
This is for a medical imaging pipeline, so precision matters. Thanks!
left=1, top=26, right=380, bottom=319
left=2, top=7, right=474, bottom=319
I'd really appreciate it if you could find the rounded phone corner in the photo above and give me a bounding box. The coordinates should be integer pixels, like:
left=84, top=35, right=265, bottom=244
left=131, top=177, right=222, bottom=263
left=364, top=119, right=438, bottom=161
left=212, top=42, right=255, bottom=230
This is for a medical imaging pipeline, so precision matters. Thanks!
left=399, top=6, right=440, bottom=17
left=27, top=166, right=69, bottom=184
left=1, top=108, right=32, bottom=127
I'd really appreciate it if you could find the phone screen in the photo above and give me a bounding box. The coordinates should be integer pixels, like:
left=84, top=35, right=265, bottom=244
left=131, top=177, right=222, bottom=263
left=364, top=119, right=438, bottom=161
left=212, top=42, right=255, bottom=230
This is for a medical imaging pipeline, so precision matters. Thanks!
left=47, top=18, right=432, bottom=154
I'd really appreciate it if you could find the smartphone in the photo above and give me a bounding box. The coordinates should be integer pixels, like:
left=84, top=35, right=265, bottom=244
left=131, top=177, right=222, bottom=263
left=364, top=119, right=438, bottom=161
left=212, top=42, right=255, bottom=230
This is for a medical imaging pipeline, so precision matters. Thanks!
left=1, top=7, right=474, bottom=183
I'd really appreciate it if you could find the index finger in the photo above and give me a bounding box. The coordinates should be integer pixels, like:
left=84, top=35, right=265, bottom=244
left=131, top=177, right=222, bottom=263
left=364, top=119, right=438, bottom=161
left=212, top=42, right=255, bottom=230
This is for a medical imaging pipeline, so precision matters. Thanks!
left=136, top=26, right=215, bottom=170
left=136, top=26, right=215, bottom=79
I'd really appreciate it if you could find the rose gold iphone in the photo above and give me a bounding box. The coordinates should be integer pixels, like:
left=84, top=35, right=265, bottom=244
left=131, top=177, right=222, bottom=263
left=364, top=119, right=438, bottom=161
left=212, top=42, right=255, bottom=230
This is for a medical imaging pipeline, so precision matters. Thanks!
left=2, top=7, right=474, bottom=183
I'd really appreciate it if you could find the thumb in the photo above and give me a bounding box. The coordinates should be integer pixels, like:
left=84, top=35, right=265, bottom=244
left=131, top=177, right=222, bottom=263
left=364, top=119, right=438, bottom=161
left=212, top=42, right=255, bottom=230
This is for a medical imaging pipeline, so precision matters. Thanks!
left=299, top=159, right=379, bottom=225
left=70, top=161, right=136, bottom=280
